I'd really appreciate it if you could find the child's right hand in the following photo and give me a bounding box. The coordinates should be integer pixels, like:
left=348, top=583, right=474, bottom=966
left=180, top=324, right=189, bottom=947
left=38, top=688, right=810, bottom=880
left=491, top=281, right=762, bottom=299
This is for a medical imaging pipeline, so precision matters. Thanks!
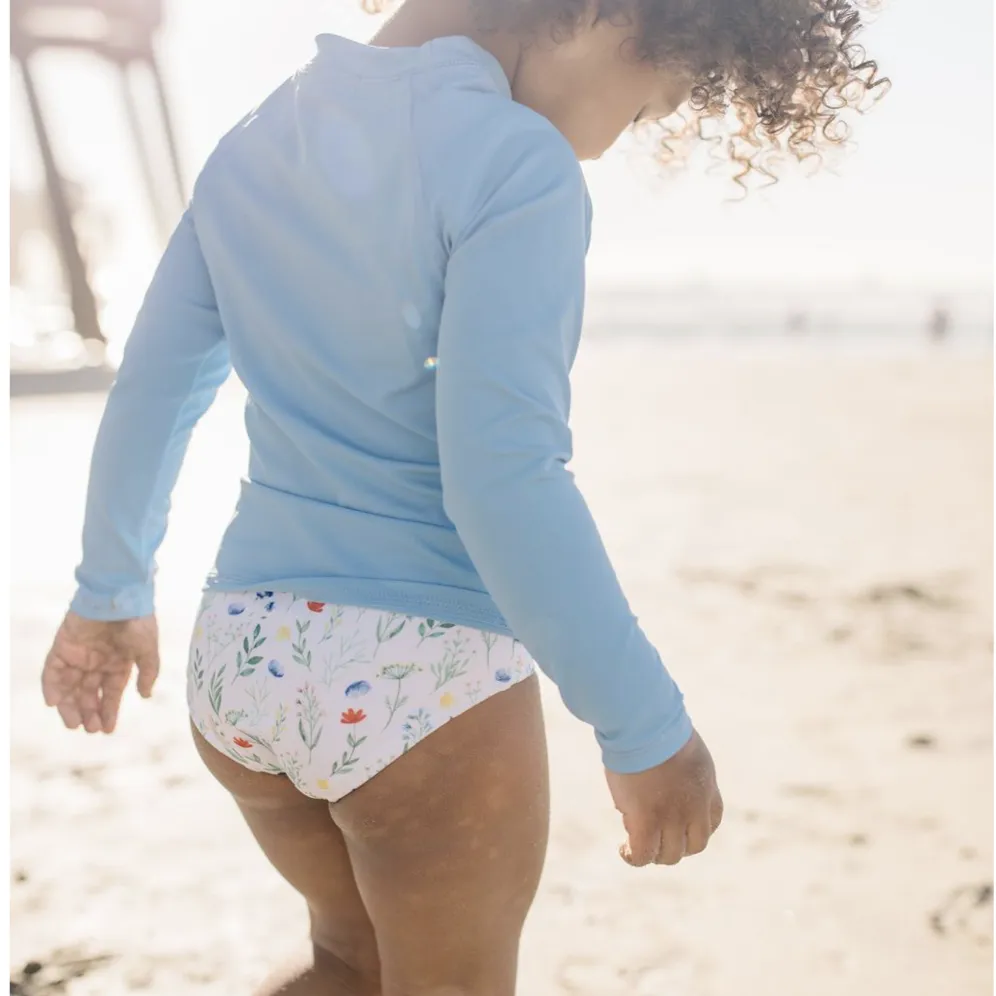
left=41, top=612, right=161, bottom=734
left=604, top=729, right=723, bottom=866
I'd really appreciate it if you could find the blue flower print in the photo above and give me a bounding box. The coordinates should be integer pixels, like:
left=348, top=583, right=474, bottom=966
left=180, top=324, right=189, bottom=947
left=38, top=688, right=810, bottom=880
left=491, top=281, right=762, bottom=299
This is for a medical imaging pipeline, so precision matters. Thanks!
left=265, top=601, right=276, bottom=612
left=494, top=669, right=512, bottom=683
left=345, top=680, right=371, bottom=698
left=268, top=660, right=285, bottom=678
left=227, top=602, right=246, bottom=616
left=255, top=591, right=274, bottom=600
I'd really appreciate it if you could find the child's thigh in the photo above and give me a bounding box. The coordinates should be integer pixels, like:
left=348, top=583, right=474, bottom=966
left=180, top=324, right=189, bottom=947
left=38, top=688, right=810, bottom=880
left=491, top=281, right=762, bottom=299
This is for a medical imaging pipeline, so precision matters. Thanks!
left=330, top=674, right=550, bottom=995
left=191, top=724, right=380, bottom=979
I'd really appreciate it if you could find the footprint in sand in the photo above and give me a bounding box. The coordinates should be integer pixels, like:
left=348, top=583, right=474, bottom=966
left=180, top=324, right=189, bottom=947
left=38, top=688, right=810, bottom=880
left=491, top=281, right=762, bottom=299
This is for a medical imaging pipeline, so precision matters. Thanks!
left=9, top=950, right=113, bottom=996
left=929, top=883, right=994, bottom=945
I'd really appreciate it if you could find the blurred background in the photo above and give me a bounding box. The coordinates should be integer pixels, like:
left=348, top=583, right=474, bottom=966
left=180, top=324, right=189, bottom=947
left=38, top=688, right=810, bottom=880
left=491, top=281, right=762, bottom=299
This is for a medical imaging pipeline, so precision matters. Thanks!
left=9, top=0, right=994, bottom=364
left=9, top=1, right=993, bottom=994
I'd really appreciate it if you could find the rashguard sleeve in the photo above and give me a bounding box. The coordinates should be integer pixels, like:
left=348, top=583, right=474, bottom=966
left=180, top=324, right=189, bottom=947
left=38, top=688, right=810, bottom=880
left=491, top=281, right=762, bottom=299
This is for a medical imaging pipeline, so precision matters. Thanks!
left=70, top=208, right=231, bottom=621
left=435, top=138, right=693, bottom=774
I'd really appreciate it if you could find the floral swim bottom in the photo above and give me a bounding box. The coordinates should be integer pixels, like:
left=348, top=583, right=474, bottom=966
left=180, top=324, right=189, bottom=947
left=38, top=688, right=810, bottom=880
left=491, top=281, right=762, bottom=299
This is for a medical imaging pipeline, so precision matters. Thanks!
left=187, top=591, right=535, bottom=802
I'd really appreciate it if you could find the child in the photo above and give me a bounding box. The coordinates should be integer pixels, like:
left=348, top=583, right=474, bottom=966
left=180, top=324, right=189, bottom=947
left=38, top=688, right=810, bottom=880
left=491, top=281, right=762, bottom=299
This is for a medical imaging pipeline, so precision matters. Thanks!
left=41, top=0, right=885, bottom=992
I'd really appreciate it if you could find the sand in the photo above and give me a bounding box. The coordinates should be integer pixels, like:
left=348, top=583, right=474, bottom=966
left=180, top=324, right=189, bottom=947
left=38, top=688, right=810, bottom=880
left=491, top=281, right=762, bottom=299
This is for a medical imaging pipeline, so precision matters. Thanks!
left=10, top=337, right=993, bottom=995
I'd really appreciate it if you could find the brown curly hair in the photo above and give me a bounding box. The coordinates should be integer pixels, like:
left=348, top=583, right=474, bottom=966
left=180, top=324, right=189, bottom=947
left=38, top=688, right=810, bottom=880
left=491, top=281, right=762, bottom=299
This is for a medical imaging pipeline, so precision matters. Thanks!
left=362, top=0, right=889, bottom=191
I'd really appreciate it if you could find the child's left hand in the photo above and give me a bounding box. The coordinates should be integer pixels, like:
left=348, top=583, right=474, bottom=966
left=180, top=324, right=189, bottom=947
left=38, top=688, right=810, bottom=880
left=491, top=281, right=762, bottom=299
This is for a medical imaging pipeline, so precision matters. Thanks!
left=41, top=612, right=160, bottom=734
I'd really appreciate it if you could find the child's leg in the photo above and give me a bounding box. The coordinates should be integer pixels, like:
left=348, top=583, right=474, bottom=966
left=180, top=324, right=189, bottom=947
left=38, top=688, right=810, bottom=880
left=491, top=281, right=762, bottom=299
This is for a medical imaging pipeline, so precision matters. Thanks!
left=331, top=674, right=550, bottom=996
left=192, top=671, right=548, bottom=996
left=191, top=723, right=381, bottom=996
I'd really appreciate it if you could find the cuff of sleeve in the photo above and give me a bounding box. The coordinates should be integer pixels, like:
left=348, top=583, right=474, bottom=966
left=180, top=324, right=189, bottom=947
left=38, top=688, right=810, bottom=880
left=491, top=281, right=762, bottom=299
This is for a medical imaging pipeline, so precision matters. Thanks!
left=598, top=706, right=694, bottom=774
left=70, top=583, right=155, bottom=621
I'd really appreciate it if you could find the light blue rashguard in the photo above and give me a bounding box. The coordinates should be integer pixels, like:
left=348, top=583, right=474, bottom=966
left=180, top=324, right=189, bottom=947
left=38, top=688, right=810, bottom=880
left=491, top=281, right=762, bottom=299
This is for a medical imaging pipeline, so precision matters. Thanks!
left=71, top=33, right=692, bottom=773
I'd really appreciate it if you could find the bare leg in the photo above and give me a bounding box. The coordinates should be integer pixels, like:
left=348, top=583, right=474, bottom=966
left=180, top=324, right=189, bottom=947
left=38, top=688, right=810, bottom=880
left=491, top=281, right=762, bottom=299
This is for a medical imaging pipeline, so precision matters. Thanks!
left=331, top=674, right=550, bottom=996
left=191, top=724, right=381, bottom=995
left=192, top=672, right=548, bottom=996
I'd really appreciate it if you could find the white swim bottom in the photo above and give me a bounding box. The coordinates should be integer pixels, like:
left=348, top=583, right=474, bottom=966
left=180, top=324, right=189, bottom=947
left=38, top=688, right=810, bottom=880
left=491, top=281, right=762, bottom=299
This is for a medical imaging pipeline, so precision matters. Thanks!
left=187, top=591, right=535, bottom=802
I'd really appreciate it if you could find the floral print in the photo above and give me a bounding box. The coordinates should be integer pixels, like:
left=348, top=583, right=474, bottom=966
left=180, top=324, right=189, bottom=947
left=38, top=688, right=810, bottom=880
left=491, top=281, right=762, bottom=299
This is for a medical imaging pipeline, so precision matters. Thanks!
left=187, top=592, right=534, bottom=802
left=296, top=682, right=325, bottom=762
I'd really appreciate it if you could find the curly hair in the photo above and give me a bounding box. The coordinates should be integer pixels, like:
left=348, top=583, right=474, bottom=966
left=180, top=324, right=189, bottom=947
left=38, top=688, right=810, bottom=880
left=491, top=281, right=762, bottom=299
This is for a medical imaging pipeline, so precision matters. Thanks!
left=360, top=0, right=889, bottom=191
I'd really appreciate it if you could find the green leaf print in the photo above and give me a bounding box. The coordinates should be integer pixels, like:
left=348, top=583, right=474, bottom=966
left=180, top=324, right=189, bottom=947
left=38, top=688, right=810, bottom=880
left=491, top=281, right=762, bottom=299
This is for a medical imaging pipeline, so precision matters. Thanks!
left=431, top=634, right=471, bottom=690
left=235, top=627, right=267, bottom=678
left=481, top=630, right=498, bottom=666
left=320, top=629, right=371, bottom=688
left=270, top=702, right=287, bottom=744
left=330, top=731, right=368, bottom=776
left=292, top=619, right=313, bottom=670
left=191, top=649, right=205, bottom=692
left=401, top=709, right=434, bottom=753
left=283, top=754, right=303, bottom=784
left=374, top=613, right=407, bottom=655
left=296, top=682, right=325, bottom=761
left=245, top=679, right=271, bottom=726
left=384, top=692, right=408, bottom=727
left=379, top=662, right=420, bottom=730
left=204, top=616, right=244, bottom=670
left=416, top=619, right=457, bottom=645
left=318, top=608, right=343, bottom=645
left=208, top=666, right=226, bottom=717
left=379, top=662, right=419, bottom=681
left=244, top=730, right=275, bottom=753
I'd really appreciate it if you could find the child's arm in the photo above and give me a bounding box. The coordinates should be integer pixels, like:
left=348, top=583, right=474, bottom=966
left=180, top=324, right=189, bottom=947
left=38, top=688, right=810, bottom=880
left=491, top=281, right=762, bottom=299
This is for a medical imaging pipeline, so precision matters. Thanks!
left=435, top=134, right=692, bottom=775
left=70, top=208, right=231, bottom=621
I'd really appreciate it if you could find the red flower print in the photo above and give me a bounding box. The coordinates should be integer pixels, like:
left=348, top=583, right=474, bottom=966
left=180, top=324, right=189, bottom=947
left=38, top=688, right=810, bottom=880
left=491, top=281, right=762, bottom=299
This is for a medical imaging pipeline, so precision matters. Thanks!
left=306, top=601, right=326, bottom=612
left=232, top=736, right=253, bottom=748
left=340, top=708, right=367, bottom=725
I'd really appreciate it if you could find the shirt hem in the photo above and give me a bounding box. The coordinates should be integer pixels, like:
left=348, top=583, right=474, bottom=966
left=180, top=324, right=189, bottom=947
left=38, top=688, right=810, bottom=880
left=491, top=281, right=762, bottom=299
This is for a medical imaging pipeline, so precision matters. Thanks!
left=203, top=574, right=513, bottom=636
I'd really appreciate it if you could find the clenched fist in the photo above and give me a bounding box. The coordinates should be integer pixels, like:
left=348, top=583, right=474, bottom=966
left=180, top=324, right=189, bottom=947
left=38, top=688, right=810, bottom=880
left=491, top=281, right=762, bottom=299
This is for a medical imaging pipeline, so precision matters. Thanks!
left=605, top=729, right=723, bottom=866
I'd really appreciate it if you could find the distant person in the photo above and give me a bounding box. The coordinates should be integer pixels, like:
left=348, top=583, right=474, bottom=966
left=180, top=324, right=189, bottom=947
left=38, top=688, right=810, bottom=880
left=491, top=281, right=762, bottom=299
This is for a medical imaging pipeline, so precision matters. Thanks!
left=787, top=310, right=808, bottom=335
left=930, top=305, right=951, bottom=343
left=40, top=0, right=886, bottom=992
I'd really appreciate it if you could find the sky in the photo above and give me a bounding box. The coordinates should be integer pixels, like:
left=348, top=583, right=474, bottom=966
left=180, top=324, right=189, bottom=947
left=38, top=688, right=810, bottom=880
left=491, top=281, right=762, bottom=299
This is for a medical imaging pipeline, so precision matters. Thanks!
left=11, top=0, right=994, bottom=297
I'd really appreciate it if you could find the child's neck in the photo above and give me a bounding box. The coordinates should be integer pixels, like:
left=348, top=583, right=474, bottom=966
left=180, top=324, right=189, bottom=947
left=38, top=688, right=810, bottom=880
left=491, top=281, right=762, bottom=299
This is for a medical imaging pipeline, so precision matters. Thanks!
left=370, top=0, right=522, bottom=91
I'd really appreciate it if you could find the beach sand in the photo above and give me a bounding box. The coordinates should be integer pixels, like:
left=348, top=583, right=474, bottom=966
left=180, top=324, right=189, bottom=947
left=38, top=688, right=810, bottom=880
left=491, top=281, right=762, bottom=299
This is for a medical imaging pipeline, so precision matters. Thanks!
left=10, top=337, right=993, bottom=995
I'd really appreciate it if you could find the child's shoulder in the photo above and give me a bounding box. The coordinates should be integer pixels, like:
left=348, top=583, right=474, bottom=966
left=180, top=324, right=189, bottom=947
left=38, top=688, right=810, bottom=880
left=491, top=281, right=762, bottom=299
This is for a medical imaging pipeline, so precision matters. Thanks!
left=414, top=87, right=583, bottom=229
left=420, top=82, right=576, bottom=173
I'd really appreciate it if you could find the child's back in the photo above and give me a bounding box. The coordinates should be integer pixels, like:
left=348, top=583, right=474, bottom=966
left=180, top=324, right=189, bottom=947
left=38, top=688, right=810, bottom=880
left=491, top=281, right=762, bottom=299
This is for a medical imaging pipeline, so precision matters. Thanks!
left=190, top=34, right=588, bottom=629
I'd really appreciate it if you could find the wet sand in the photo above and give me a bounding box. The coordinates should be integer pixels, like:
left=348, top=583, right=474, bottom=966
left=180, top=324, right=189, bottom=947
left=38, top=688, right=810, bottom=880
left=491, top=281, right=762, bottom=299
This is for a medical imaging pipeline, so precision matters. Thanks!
left=10, top=338, right=993, bottom=995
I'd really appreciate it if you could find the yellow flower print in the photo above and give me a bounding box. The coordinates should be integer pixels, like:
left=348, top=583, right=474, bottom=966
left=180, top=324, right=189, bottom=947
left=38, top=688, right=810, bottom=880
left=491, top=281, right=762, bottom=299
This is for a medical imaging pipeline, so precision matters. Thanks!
left=276, top=625, right=291, bottom=641
left=193, top=625, right=203, bottom=639
left=439, top=692, right=455, bottom=709
left=316, top=778, right=329, bottom=791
